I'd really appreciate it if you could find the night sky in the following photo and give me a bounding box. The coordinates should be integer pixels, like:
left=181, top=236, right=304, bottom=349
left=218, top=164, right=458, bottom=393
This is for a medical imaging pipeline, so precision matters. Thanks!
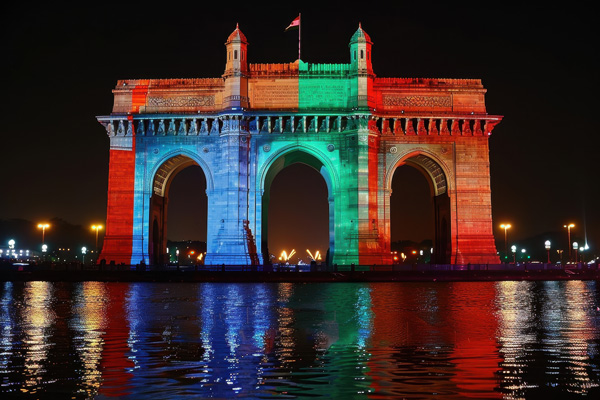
left=2, top=2, right=598, bottom=260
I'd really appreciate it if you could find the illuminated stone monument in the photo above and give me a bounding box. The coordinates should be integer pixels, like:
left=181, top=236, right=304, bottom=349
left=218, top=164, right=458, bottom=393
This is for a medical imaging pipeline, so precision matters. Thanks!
left=97, top=24, right=502, bottom=266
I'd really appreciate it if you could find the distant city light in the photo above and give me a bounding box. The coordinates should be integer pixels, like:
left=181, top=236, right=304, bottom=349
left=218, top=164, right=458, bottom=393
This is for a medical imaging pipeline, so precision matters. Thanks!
left=306, top=249, right=321, bottom=261
left=279, top=249, right=296, bottom=262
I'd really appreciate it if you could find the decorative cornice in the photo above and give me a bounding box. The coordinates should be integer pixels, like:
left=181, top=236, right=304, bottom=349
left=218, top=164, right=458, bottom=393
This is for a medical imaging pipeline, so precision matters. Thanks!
left=97, top=114, right=502, bottom=137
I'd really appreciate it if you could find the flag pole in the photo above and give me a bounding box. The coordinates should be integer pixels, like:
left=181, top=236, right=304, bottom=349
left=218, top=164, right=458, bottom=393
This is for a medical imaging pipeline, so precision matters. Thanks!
left=298, top=13, right=301, bottom=60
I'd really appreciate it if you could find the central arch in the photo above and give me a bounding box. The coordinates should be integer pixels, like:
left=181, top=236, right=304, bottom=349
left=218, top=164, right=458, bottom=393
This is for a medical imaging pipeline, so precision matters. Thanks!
left=387, top=152, right=452, bottom=264
left=149, top=154, right=210, bottom=265
left=259, top=147, right=336, bottom=266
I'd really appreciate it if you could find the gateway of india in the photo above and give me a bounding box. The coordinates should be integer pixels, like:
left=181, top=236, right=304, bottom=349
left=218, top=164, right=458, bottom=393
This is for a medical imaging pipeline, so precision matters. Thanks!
left=97, top=23, right=502, bottom=267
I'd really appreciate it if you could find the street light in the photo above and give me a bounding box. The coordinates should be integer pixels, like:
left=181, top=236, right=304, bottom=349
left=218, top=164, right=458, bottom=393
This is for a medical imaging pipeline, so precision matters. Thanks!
left=580, top=244, right=589, bottom=262
left=564, top=224, right=575, bottom=259
left=82, top=247, right=87, bottom=264
left=37, top=223, right=50, bottom=246
left=545, top=240, right=551, bottom=263
left=500, top=223, right=511, bottom=261
left=511, top=245, right=516, bottom=264
left=573, top=242, right=578, bottom=263
left=91, top=225, right=103, bottom=254
left=8, top=239, right=15, bottom=249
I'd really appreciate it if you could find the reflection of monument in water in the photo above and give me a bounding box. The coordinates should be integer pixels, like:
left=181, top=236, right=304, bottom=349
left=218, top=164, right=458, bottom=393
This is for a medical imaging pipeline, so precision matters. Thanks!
left=97, top=23, right=502, bottom=266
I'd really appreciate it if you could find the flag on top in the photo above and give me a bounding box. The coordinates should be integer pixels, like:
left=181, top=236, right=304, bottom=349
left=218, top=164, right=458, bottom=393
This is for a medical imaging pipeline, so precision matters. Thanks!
left=285, top=15, right=300, bottom=31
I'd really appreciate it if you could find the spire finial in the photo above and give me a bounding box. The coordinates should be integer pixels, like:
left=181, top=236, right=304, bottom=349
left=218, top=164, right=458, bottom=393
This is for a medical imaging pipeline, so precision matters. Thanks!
left=236, top=22, right=239, bottom=29
left=359, top=22, right=362, bottom=29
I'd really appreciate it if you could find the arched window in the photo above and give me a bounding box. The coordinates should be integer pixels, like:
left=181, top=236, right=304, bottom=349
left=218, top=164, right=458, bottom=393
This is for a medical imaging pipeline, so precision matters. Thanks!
left=234, top=50, right=238, bottom=60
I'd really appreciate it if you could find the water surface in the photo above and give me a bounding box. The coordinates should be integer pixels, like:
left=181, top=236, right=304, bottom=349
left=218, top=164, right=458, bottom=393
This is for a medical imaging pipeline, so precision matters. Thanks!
left=1, top=281, right=599, bottom=398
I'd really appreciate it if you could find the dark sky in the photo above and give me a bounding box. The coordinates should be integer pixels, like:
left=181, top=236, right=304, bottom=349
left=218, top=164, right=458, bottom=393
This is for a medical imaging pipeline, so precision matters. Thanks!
left=2, top=2, right=598, bottom=259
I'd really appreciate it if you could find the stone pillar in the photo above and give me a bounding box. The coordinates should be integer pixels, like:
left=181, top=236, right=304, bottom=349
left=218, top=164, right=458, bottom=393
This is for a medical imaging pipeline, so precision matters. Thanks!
left=99, top=126, right=136, bottom=265
left=451, top=137, right=500, bottom=264
left=204, top=118, right=255, bottom=265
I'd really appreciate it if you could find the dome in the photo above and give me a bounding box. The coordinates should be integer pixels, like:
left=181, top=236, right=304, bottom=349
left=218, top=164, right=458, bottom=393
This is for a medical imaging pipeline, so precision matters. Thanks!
left=226, top=23, right=248, bottom=44
left=350, top=23, right=372, bottom=44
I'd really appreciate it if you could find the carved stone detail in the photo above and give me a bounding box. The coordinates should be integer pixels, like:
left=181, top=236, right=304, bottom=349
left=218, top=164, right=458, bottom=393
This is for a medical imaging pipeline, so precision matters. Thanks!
left=117, top=120, right=125, bottom=136
left=147, top=95, right=215, bottom=107
left=167, top=119, right=176, bottom=135
left=200, top=119, right=209, bottom=134
left=157, top=120, right=166, bottom=135
left=382, top=95, right=451, bottom=108
left=188, top=118, right=197, bottom=135
left=178, top=119, right=187, bottom=135
left=137, top=120, right=145, bottom=135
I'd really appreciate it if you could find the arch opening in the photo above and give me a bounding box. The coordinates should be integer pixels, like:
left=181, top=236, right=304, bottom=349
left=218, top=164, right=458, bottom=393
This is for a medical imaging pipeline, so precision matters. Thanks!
left=390, top=154, right=451, bottom=264
left=261, top=150, right=332, bottom=266
left=150, top=156, right=208, bottom=266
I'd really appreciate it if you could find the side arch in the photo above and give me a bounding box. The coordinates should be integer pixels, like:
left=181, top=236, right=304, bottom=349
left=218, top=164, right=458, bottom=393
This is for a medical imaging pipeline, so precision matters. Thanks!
left=149, top=149, right=215, bottom=195
left=147, top=151, right=212, bottom=265
left=386, top=150, right=453, bottom=264
left=385, top=149, right=453, bottom=195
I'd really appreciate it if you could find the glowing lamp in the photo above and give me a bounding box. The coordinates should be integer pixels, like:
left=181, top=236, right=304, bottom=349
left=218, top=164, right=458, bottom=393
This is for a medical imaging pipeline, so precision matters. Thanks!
left=564, top=224, right=575, bottom=258
left=500, top=224, right=512, bottom=260
left=37, top=223, right=50, bottom=245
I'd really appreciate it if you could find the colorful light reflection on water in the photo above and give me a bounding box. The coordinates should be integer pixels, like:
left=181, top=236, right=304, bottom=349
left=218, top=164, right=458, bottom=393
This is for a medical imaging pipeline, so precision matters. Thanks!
left=0, top=281, right=599, bottom=398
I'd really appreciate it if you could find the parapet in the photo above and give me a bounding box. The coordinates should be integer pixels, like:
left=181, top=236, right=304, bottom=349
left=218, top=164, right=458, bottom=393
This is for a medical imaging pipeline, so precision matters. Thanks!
left=249, top=62, right=299, bottom=77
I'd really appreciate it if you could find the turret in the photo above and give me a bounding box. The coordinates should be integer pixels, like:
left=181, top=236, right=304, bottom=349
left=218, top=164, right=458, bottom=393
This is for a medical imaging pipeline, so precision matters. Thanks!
left=349, top=23, right=374, bottom=110
left=223, top=23, right=249, bottom=110
left=349, top=23, right=373, bottom=76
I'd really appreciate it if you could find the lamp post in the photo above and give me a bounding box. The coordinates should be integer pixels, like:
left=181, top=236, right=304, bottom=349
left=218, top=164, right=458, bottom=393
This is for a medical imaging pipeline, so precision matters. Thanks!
left=564, top=224, right=575, bottom=259
left=91, top=225, right=103, bottom=254
left=37, top=223, right=50, bottom=246
left=511, top=245, right=516, bottom=264
left=545, top=240, right=551, bottom=263
left=573, top=242, right=578, bottom=263
left=82, top=247, right=87, bottom=265
left=500, top=224, right=511, bottom=262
